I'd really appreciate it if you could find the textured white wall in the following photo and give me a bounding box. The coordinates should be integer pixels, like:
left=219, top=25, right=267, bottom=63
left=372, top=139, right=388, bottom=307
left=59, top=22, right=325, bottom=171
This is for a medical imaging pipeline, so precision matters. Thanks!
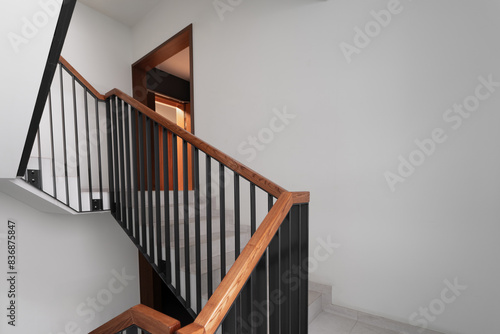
left=0, top=192, right=140, bottom=333
left=131, top=1, right=500, bottom=333
left=0, top=0, right=62, bottom=178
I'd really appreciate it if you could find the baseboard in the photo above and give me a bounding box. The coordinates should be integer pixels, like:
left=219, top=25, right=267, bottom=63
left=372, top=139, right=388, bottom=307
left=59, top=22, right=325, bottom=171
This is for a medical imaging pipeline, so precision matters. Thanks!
left=309, top=281, right=446, bottom=334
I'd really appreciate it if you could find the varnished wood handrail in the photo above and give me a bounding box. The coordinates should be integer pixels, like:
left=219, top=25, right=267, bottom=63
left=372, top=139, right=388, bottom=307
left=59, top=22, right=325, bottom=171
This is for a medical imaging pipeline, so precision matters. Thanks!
left=177, top=192, right=296, bottom=334
left=58, top=56, right=289, bottom=198
left=59, top=56, right=106, bottom=100
left=104, top=88, right=288, bottom=198
left=89, top=304, right=181, bottom=334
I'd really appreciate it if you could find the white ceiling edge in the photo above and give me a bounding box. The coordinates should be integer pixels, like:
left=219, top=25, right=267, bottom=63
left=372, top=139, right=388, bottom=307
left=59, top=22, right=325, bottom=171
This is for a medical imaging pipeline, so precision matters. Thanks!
left=77, top=0, right=162, bottom=27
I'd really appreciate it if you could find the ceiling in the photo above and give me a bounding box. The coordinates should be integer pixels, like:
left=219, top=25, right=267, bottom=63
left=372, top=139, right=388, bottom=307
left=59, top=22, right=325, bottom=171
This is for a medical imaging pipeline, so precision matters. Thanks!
left=78, top=0, right=161, bottom=27
left=156, top=47, right=191, bottom=81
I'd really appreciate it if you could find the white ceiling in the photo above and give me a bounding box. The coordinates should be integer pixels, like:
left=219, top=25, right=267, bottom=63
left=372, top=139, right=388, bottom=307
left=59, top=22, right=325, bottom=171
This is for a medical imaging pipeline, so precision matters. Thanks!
left=156, top=47, right=191, bottom=81
left=78, top=0, right=161, bottom=27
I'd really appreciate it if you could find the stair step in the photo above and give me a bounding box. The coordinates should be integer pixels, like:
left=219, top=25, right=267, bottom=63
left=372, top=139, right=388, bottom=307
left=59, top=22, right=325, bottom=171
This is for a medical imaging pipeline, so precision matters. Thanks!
left=308, top=291, right=322, bottom=324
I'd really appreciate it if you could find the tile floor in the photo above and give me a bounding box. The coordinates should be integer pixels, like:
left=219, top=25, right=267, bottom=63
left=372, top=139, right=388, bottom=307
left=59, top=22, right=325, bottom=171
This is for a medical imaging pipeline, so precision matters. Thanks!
left=309, top=311, right=399, bottom=334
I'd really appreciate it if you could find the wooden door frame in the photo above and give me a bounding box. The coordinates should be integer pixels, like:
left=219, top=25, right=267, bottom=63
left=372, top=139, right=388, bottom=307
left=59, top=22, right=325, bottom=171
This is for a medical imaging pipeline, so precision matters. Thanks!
left=132, top=24, right=194, bottom=314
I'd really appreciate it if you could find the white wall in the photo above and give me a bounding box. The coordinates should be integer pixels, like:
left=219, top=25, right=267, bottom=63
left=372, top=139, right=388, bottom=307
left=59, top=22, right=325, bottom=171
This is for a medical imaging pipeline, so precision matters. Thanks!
left=131, top=1, right=500, bottom=333
left=0, top=0, right=62, bottom=178
left=0, top=192, right=140, bottom=334
left=62, top=1, right=133, bottom=95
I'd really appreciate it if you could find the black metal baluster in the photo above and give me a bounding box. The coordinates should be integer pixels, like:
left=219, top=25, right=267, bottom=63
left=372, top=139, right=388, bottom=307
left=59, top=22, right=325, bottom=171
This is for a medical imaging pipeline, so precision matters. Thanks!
left=183, top=140, right=191, bottom=307
left=60, top=65, right=70, bottom=206
left=105, top=99, right=115, bottom=216
left=124, top=104, right=133, bottom=233
left=298, top=204, right=309, bottom=334
left=269, top=230, right=281, bottom=334
left=146, top=117, right=154, bottom=262
left=290, top=205, right=300, bottom=334
left=95, top=98, right=104, bottom=204
left=84, top=90, right=92, bottom=210
left=253, top=252, right=268, bottom=334
left=131, top=109, right=140, bottom=243
left=48, top=90, right=57, bottom=198
left=111, top=97, right=121, bottom=221
left=117, top=99, right=127, bottom=225
left=250, top=184, right=256, bottom=235
left=220, top=163, right=226, bottom=279
left=268, top=194, right=274, bottom=211
left=280, top=213, right=291, bottom=333
left=172, top=133, right=181, bottom=293
left=206, top=156, right=213, bottom=298
left=234, top=173, right=240, bottom=258
left=240, top=278, right=252, bottom=334
left=138, top=114, right=147, bottom=250
left=163, top=128, right=171, bottom=283
left=194, top=148, right=202, bottom=312
left=71, top=77, right=82, bottom=211
left=154, top=122, right=162, bottom=267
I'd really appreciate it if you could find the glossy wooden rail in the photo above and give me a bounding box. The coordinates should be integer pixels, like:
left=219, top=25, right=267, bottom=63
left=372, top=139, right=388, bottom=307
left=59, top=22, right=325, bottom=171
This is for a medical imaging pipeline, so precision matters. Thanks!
left=89, top=304, right=181, bottom=334
left=58, top=56, right=287, bottom=198
left=177, top=191, right=306, bottom=334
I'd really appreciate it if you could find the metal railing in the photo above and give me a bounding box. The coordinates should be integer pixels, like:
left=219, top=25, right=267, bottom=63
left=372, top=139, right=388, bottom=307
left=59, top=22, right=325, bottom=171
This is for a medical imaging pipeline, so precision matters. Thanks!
left=21, top=61, right=109, bottom=212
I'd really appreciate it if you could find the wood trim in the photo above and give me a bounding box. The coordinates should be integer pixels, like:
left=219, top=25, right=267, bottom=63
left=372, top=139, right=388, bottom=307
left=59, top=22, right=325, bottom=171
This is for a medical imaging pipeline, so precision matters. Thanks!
left=179, top=192, right=294, bottom=334
left=89, top=304, right=181, bottom=334
left=132, top=25, right=192, bottom=70
left=156, top=94, right=187, bottom=110
left=59, top=56, right=106, bottom=100
left=104, top=88, right=287, bottom=198
left=176, top=323, right=205, bottom=334
left=292, top=191, right=310, bottom=204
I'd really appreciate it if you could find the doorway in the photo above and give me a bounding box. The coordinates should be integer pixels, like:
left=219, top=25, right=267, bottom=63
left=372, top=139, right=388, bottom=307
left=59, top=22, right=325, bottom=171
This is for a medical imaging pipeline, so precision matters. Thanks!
left=132, top=25, right=195, bottom=319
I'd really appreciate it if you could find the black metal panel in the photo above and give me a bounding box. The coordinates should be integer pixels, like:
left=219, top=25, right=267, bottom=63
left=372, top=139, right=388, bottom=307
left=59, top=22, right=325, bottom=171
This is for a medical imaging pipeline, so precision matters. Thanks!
left=27, top=170, right=41, bottom=190
left=222, top=303, right=237, bottom=334
left=253, top=252, right=268, bottom=334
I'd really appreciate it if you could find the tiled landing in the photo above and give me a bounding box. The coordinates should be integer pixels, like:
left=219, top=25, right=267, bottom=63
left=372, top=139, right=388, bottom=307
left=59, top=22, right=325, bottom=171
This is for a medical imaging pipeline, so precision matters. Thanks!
left=309, top=311, right=400, bottom=334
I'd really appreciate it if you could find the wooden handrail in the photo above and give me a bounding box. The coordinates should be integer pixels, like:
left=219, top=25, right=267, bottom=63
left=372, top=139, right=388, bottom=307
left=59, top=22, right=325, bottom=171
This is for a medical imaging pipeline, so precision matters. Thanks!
left=59, top=56, right=106, bottom=100
left=58, top=56, right=288, bottom=198
left=104, top=88, right=288, bottom=198
left=89, top=304, right=181, bottom=334
left=177, top=192, right=296, bottom=334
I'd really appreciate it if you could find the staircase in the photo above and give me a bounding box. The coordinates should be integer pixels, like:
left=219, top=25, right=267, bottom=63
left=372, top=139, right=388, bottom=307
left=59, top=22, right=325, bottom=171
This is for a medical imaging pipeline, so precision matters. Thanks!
left=18, top=55, right=310, bottom=334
